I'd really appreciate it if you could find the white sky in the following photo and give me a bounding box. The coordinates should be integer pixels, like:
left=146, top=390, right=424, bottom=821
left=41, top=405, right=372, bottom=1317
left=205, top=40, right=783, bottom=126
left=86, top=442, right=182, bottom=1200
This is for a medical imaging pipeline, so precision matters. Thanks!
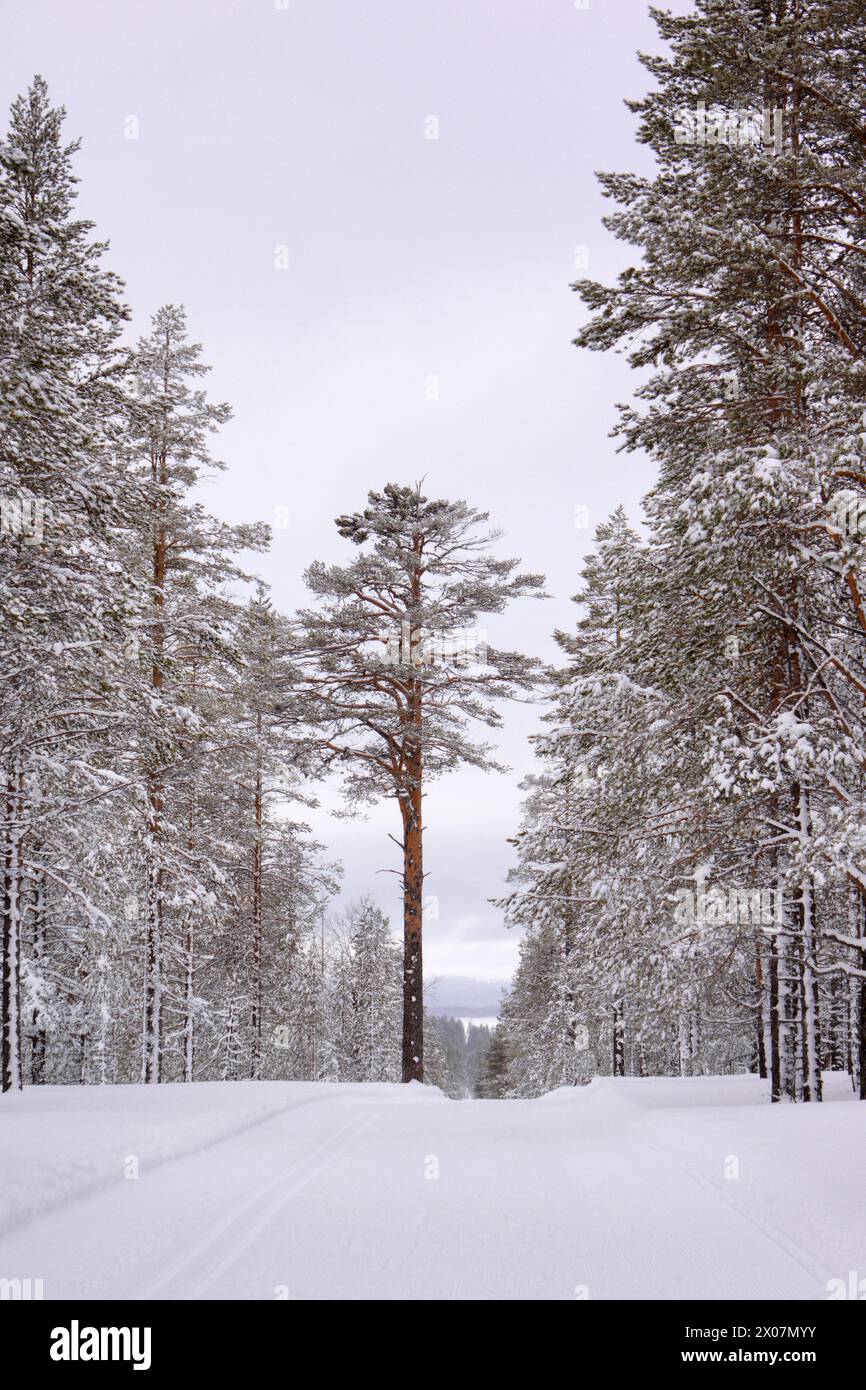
left=2, top=0, right=691, bottom=993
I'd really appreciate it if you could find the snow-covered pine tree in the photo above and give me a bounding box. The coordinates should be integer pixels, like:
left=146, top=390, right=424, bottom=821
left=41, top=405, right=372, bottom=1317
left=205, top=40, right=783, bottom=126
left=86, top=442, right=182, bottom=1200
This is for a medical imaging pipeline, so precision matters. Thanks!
left=290, top=482, right=545, bottom=1081
left=0, top=83, right=347, bottom=1092
left=124, top=304, right=269, bottom=1082
left=228, top=588, right=338, bottom=1080
left=0, top=77, right=138, bottom=1091
left=474, top=1027, right=510, bottom=1099
left=570, top=0, right=866, bottom=1100
left=503, top=501, right=774, bottom=1093
left=329, top=898, right=402, bottom=1082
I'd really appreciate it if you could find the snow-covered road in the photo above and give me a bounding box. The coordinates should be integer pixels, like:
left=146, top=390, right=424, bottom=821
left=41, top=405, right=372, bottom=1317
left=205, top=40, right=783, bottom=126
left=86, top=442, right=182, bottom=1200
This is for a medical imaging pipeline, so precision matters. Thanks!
left=1, top=1074, right=864, bottom=1300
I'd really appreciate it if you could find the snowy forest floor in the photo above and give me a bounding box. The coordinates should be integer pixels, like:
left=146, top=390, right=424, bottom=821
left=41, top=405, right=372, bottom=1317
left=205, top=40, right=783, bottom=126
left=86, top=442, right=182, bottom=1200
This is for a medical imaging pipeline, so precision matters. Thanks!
left=1, top=1074, right=863, bottom=1300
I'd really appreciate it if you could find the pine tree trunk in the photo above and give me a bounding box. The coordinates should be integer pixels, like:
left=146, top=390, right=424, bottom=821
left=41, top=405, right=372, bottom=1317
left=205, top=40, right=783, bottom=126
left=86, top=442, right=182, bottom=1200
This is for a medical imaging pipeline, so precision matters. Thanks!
left=399, top=573, right=425, bottom=1086
left=401, top=752, right=424, bottom=1083
left=250, top=744, right=263, bottom=1081
left=181, top=663, right=198, bottom=1085
left=678, top=1010, right=690, bottom=1079
left=183, top=915, right=195, bottom=1083
left=143, top=442, right=169, bottom=1085
left=857, top=889, right=866, bottom=1101
left=795, top=784, right=822, bottom=1101
left=611, top=1000, right=625, bottom=1077
left=755, top=940, right=768, bottom=1080
left=690, top=1009, right=702, bottom=1075
left=847, top=971, right=858, bottom=1085
left=769, top=932, right=782, bottom=1103
left=223, top=999, right=239, bottom=1081
left=1, top=757, right=24, bottom=1093
left=142, top=858, right=163, bottom=1084
left=29, top=868, right=47, bottom=1084
left=778, top=928, right=794, bottom=1101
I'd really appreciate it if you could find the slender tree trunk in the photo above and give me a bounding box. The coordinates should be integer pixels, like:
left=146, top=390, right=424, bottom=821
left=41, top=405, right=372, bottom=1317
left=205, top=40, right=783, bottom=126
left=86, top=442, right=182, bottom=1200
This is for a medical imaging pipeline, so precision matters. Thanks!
left=399, top=566, right=425, bottom=1085
left=223, top=999, right=239, bottom=1081
left=28, top=861, right=47, bottom=1078
left=143, top=440, right=168, bottom=1085
left=755, top=939, right=768, bottom=1080
left=401, top=748, right=424, bottom=1083
left=612, top=1000, right=625, bottom=1077
left=690, top=1009, right=702, bottom=1076
left=183, top=914, right=195, bottom=1083
left=250, top=732, right=264, bottom=1080
left=181, top=658, right=201, bottom=1085
left=678, top=1009, right=690, bottom=1079
left=847, top=970, right=857, bottom=1084
left=778, top=925, right=794, bottom=1101
left=1, top=757, right=24, bottom=1092
left=857, top=893, right=866, bottom=1101
left=29, top=868, right=47, bottom=1084
left=142, top=859, right=163, bottom=1084
left=769, top=930, right=782, bottom=1102
left=794, top=783, right=822, bottom=1101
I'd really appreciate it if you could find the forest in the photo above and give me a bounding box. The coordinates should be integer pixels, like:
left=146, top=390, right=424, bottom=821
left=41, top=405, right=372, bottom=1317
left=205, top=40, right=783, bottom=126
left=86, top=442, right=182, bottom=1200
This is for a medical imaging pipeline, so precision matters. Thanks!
left=3, top=0, right=866, bottom=1111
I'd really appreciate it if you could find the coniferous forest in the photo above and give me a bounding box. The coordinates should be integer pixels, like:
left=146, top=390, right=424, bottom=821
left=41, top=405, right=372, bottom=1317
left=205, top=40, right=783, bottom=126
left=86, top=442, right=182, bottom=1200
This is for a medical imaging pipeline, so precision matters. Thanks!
left=5, top=0, right=866, bottom=1326
left=499, top=1, right=866, bottom=1104
left=3, top=2, right=866, bottom=1111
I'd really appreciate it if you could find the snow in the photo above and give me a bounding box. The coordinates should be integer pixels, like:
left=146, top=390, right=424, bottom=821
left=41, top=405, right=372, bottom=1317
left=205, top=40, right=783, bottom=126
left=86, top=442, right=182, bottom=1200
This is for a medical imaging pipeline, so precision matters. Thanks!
left=1, top=1074, right=864, bottom=1300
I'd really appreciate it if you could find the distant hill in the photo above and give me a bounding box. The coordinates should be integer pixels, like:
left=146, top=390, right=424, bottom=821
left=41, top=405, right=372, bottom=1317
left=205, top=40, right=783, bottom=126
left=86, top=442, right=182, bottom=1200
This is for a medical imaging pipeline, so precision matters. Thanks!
left=424, top=976, right=508, bottom=1021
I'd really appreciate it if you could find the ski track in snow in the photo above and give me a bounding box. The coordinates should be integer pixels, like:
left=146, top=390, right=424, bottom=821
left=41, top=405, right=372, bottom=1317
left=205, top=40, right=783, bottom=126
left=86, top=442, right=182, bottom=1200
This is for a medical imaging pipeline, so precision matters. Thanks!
left=0, top=1074, right=863, bottom=1300
left=629, top=1128, right=835, bottom=1293
left=142, top=1106, right=384, bottom=1300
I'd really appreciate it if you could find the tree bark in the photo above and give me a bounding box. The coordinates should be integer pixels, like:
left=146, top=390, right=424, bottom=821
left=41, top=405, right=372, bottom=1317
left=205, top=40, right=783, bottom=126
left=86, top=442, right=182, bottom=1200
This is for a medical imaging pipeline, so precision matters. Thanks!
left=612, top=1001, right=625, bottom=1077
left=142, top=859, right=163, bottom=1084
left=250, top=735, right=264, bottom=1080
left=143, top=436, right=168, bottom=1085
left=858, top=893, right=866, bottom=1101
left=30, top=869, right=46, bottom=1084
left=769, top=931, right=782, bottom=1102
left=1, top=757, right=24, bottom=1092
left=794, top=783, right=823, bottom=1101
left=182, top=914, right=195, bottom=1083
left=401, top=751, right=424, bottom=1083
left=755, top=940, right=768, bottom=1080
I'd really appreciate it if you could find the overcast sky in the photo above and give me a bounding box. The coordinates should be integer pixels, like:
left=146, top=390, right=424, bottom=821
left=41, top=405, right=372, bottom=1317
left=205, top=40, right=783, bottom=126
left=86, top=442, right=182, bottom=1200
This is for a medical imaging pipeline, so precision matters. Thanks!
left=2, top=0, right=690, bottom=1000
